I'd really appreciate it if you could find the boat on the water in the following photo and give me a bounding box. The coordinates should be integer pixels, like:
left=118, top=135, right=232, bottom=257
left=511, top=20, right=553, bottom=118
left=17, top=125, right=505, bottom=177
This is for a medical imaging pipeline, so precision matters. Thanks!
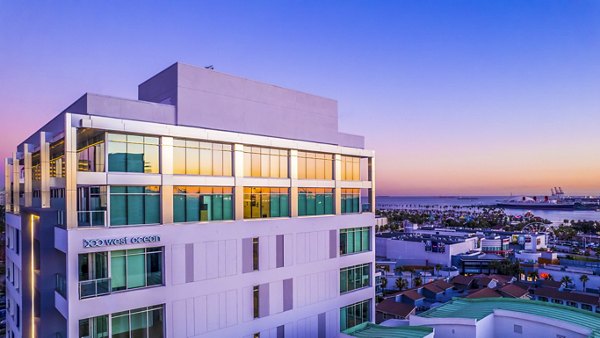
left=496, top=187, right=576, bottom=210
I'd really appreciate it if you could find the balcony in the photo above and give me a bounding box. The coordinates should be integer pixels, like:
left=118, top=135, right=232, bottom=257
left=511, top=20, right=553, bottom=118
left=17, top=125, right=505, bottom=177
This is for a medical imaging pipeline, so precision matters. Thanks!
left=79, top=277, right=111, bottom=299
left=77, top=210, right=107, bottom=227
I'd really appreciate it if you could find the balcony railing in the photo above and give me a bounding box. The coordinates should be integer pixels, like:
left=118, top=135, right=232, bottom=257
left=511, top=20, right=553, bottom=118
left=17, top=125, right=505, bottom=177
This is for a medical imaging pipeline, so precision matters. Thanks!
left=79, top=277, right=111, bottom=299
left=77, top=210, right=107, bottom=227
left=55, top=273, right=67, bottom=298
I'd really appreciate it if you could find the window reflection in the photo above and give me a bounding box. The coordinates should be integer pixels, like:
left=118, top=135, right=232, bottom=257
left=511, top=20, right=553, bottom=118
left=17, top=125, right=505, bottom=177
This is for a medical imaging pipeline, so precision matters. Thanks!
left=341, top=156, right=360, bottom=181
left=107, top=134, right=159, bottom=173
left=297, top=151, right=333, bottom=180
left=244, top=146, right=288, bottom=178
left=173, top=139, right=232, bottom=176
left=298, top=188, right=334, bottom=216
left=243, top=187, right=289, bottom=219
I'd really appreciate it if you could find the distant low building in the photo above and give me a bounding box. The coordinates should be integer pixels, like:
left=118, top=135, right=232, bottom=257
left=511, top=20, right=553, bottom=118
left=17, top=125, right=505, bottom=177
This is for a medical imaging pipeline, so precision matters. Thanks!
left=530, top=287, right=600, bottom=312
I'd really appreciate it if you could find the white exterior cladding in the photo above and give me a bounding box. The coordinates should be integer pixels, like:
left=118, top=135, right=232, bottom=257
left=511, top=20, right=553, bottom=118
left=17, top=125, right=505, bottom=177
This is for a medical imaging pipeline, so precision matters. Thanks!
left=5, top=63, right=376, bottom=338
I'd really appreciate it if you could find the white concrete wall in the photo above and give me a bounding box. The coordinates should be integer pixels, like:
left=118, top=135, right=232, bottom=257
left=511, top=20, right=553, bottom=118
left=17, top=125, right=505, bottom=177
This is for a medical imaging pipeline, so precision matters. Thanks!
left=65, top=213, right=375, bottom=337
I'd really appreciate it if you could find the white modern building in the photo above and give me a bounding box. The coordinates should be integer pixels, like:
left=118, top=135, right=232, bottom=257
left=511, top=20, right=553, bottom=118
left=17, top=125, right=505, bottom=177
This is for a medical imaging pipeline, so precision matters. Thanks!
left=376, top=233, right=478, bottom=267
left=4, top=63, right=376, bottom=338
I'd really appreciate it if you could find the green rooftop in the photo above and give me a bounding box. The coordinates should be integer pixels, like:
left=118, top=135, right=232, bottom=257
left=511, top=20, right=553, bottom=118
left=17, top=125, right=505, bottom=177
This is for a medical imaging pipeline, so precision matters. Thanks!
left=419, top=297, right=600, bottom=337
left=343, top=322, right=433, bottom=338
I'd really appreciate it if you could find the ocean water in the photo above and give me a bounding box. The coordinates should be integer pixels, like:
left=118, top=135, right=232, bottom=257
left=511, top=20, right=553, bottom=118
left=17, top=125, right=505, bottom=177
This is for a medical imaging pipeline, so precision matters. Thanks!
left=376, top=196, right=600, bottom=222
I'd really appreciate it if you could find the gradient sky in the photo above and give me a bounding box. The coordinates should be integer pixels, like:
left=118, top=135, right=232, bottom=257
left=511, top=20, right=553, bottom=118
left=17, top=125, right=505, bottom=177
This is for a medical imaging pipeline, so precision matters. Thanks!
left=1, top=1, right=599, bottom=196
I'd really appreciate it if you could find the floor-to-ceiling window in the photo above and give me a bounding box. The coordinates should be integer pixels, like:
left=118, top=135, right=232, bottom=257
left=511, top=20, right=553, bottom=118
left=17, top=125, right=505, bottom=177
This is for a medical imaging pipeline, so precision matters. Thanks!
left=341, top=188, right=360, bottom=214
left=297, top=151, right=333, bottom=180
left=110, top=186, right=160, bottom=226
left=340, top=263, right=371, bottom=293
left=173, top=186, right=233, bottom=222
left=243, top=187, right=289, bottom=219
left=243, top=146, right=288, bottom=178
left=79, top=305, right=164, bottom=338
left=298, top=188, right=334, bottom=216
left=107, top=134, right=159, bottom=173
left=77, top=129, right=106, bottom=172
left=341, top=156, right=360, bottom=181
left=172, top=139, right=233, bottom=176
left=78, top=247, right=163, bottom=299
left=340, top=299, right=371, bottom=331
left=340, top=227, right=371, bottom=255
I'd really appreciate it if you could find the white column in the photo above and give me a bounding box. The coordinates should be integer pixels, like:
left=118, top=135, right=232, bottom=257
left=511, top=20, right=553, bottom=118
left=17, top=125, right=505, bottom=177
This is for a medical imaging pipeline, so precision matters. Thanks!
left=334, top=154, right=342, bottom=215
left=5, top=158, right=12, bottom=213
left=64, top=113, right=78, bottom=228
left=40, top=132, right=50, bottom=208
left=12, top=152, right=20, bottom=215
left=289, top=149, right=298, bottom=217
left=369, top=156, right=376, bottom=213
left=23, top=144, right=32, bottom=207
left=161, top=136, right=174, bottom=224
left=234, top=144, right=245, bottom=220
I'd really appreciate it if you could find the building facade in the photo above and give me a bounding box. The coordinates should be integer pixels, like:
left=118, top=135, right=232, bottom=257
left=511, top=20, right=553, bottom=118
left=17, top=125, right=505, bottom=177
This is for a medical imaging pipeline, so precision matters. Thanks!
left=4, top=63, right=376, bottom=338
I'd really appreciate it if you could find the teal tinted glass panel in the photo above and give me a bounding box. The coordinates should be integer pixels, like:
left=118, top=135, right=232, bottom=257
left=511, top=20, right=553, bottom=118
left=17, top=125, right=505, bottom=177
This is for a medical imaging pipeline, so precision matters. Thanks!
left=186, top=195, right=200, bottom=222
left=127, top=143, right=144, bottom=173
left=127, top=194, right=144, bottom=225
left=145, top=194, right=160, bottom=224
left=347, top=232, right=354, bottom=253
left=362, top=229, right=370, bottom=251
left=324, top=194, right=334, bottom=214
left=130, top=310, right=148, bottom=337
left=212, top=194, right=223, bottom=221
left=108, top=142, right=127, bottom=172
left=111, top=252, right=126, bottom=291
left=280, top=194, right=289, bottom=217
left=306, top=193, right=316, bottom=215
left=127, top=250, right=145, bottom=289
left=298, top=193, right=307, bottom=216
left=270, top=194, right=280, bottom=218
left=223, top=195, right=233, bottom=220
left=110, top=194, right=126, bottom=226
left=173, top=195, right=186, bottom=222
left=316, top=193, right=325, bottom=215
left=111, top=313, right=130, bottom=338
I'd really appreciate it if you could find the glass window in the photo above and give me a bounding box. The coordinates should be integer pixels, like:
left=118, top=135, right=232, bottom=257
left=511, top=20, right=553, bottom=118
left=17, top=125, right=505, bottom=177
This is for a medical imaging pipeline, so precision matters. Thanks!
left=340, top=227, right=371, bottom=255
left=49, top=138, right=66, bottom=177
left=340, top=299, right=371, bottom=331
left=110, top=186, right=160, bottom=226
left=298, top=188, right=334, bottom=216
left=244, top=146, right=288, bottom=178
left=173, top=139, right=232, bottom=176
left=88, top=305, right=164, bottom=338
left=173, top=187, right=233, bottom=222
left=79, top=315, right=108, bottom=338
left=107, top=133, right=159, bottom=173
left=341, top=156, right=361, bottom=181
left=341, top=189, right=360, bottom=214
left=111, top=248, right=164, bottom=292
left=253, top=238, right=259, bottom=271
left=244, top=187, right=289, bottom=219
left=297, top=151, right=333, bottom=180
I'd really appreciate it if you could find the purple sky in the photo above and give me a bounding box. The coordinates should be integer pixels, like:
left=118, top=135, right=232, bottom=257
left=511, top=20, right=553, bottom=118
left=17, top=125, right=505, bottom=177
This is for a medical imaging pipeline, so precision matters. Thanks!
left=1, top=1, right=599, bottom=195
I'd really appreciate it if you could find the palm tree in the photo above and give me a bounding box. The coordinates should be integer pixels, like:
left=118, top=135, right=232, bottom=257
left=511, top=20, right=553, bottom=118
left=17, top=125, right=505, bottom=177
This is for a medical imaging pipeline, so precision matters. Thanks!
left=545, top=274, right=554, bottom=281
left=395, top=278, right=408, bottom=291
left=528, top=272, right=539, bottom=282
left=560, top=276, right=573, bottom=288
left=435, top=264, right=442, bottom=274
left=580, top=274, right=589, bottom=292
left=381, top=277, right=388, bottom=291
left=414, top=277, right=423, bottom=288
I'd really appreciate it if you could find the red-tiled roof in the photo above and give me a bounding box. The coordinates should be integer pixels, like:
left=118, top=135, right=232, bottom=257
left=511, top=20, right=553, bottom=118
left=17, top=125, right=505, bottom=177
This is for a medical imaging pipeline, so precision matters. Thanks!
left=452, top=275, right=474, bottom=286
left=539, top=279, right=562, bottom=289
left=402, top=289, right=425, bottom=301
left=532, top=287, right=600, bottom=305
left=498, top=284, right=529, bottom=298
left=376, top=299, right=417, bottom=318
left=465, top=288, right=503, bottom=299
left=423, top=279, right=453, bottom=293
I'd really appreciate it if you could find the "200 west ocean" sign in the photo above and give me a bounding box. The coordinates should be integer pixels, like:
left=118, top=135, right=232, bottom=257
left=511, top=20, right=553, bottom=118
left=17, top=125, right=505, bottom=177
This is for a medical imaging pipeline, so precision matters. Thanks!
left=83, top=235, right=161, bottom=248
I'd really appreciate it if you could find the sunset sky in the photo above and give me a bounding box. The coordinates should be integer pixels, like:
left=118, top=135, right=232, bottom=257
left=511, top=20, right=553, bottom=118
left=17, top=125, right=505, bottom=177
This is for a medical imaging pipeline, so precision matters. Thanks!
left=1, top=1, right=599, bottom=196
